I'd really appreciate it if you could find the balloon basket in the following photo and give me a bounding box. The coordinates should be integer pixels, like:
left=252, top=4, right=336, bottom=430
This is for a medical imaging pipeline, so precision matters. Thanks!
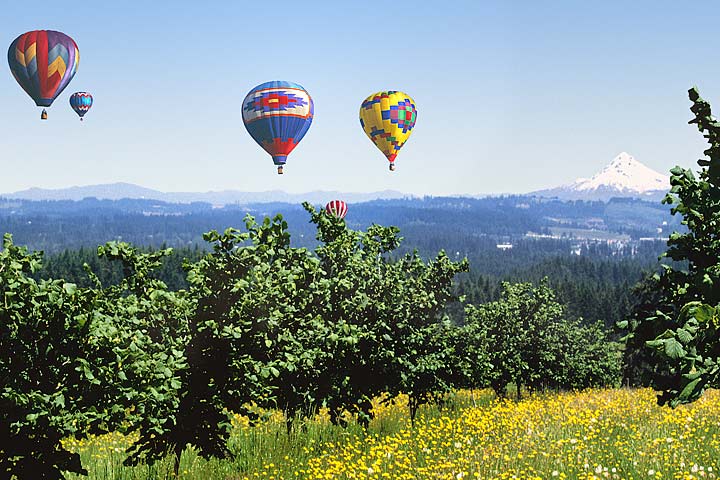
left=80, top=118, right=84, bottom=122
left=389, top=163, right=396, bottom=171
left=277, top=166, right=284, bottom=175
left=41, top=109, right=48, bottom=120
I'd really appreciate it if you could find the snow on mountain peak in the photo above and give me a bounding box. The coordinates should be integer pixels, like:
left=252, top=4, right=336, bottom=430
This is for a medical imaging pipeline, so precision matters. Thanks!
left=571, top=152, right=669, bottom=193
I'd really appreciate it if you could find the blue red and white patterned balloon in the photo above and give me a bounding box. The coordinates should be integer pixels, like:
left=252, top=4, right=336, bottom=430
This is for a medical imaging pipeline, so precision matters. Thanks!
left=69, top=92, right=92, bottom=120
left=242, top=81, right=314, bottom=174
left=325, top=200, right=348, bottom=219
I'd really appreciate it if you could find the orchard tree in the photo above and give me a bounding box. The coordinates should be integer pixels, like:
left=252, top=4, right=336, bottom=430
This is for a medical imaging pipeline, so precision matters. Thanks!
left=382, top=250, right=469, bottom=423
left=306, top=202, right=406, bottom=426
left=466, top=279, right=620, bottom=398
left=0, top=236, right=180, bottom=479
left=465, top=279, right=563, bottom=399
left=622, top=88, right=720, bottom=407
left=0, top=235, right=95, bottom=478
left=537, top=318, right=621, bottom=391
left=448, top=315, right=493, bottom=393
left=124, top=215, right=313, bottom=469
left=224, top=214, right=332, bottom=433
left=304, top=203, right=469, bottom=425
left=90, top=243, right=190, bottom=473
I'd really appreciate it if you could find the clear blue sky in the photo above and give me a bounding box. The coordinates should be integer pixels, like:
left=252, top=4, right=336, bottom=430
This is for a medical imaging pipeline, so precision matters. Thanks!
left=1, top=0, right=717, bottom=195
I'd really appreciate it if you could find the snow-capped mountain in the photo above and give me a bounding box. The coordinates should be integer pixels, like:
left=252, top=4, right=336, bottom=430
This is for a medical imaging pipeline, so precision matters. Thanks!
left=532, top=152, right=670, bottom=201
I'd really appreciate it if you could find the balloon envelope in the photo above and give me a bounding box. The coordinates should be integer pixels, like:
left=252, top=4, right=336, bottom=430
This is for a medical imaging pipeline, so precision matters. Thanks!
left=70, top=92, right=92, bottom=119
left=325, top=200, right=348, bottom=219
left=242, top=81, right=314, bottom=173
left=359, top=91, right=417, bottom=170
left=8, top=30, right=79, bottom=108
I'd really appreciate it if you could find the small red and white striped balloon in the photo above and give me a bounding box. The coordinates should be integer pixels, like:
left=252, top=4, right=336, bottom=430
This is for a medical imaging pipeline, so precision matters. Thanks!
left=325, top=200, right=348, bottom=219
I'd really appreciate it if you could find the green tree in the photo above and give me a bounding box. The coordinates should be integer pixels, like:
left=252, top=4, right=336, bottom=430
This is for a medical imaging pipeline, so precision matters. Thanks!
left=0, top=236, right=178, bottom=479
left=299, top=205, right=390, bottom=427
left=230, top=214, right=331, bottom=434
left=622, top=88, right=720, bottom=407
left=465, top=279, right=563, bottom=399
left=383, top=251, right=469, bottom=423
left=467, top=279, right=620, bottom=398
left=89, top=243, right=190, bottom=473
left=305, top=203, right=469, bottom=425
left=125, top=217, right=302, bottom=471
left=538, top=318, right=621, bottom=391
left=0, top=235, right=94, bottom=478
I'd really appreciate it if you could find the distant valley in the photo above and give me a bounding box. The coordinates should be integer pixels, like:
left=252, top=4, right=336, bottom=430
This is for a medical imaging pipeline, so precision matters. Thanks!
left=0, top=151, right=680, bottom=277
left=0, top=195, right=677, bottom=278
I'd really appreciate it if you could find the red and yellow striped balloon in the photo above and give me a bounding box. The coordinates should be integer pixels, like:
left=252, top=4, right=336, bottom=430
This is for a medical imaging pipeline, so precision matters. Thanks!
left=7, top=30, right=80, bottom=119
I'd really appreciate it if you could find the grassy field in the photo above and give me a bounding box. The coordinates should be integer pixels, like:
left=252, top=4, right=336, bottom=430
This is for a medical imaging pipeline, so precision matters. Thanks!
left=63, top=389, right=720, bottom=479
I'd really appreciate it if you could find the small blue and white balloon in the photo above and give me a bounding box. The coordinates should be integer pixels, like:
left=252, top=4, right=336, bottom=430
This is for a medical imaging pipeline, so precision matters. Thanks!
left=69, top=92, right=93, bottom=121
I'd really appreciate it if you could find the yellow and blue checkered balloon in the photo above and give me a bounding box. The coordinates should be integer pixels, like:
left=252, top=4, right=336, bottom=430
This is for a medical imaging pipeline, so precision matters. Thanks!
left=359, top=91, right=417, bottom=171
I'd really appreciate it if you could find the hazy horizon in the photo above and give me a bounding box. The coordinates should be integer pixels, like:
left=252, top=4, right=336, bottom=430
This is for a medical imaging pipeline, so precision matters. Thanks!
left=2, top=1, right=716, bottom=196
left=0, top=149, right=674, bottom=198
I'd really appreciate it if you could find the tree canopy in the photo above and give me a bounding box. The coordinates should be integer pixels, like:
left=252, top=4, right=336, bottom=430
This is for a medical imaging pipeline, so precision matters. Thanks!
left=622, top=87, right=720, bottom=407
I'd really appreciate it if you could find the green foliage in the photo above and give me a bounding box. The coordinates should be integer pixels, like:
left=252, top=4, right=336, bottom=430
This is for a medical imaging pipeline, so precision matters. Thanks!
left=38, top=245, right=206, bottom=290
left=298, top=204, right=391, bottom=427
left=382, top=251, right=469, bottom=422
left=456, top=256, right=655, bottom=331
left=539, top=318, right=622, bottom=391
left=618, top=273, right=666, bottom=386
left=2, top=200, right=624, bottom=477
left=189, top=216, right=328, bottom=437
left=622, top=88, right=720, bottom=407
left=125, top=215, right=320, bottom=469
left=466, top=279, right=621, bottom=398
left=304, top=202, right=469, bottom=425
left=0, top=236, right=180, bottom=479
left=0, top=234, right=90, bottom=478
left=91, top=243, right=189, bottom=470
left=466, top=280, right=563, bottom=398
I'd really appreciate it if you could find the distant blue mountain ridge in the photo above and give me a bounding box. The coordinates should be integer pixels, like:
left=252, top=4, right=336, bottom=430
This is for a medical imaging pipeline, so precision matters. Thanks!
left=2, top=154, right=673, bottom=204
left=2, top=182, right=415, bottom=205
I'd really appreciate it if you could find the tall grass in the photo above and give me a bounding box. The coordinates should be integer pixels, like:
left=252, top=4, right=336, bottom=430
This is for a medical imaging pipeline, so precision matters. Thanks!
left=64, top=389, right=720, bottom=479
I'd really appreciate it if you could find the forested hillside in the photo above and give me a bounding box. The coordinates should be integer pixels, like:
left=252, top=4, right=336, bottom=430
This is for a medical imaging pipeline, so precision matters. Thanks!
left=36, top=228, right=666, bottom=332
left=0, top=195, right=678, bottom=256
left=4, top=194, right=670, bottom=331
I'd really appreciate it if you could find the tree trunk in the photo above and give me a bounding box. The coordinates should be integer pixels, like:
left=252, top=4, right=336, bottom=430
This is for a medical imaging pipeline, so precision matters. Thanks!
left=409, top=396, right=419, bottom=427
left=173, top=444, right=182, bottom=477
left=516, top=379, right=522, bottom=400
left=286, top=416, right=294, bottom=436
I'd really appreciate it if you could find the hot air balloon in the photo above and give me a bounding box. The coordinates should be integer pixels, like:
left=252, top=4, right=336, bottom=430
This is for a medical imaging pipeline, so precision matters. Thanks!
left=242, top=81, right=314, bottom=174
left=70, top=92, right=92, bottom=120
left=7, top=30, right=79, bottom=120
left=325, top=200, right=348, bottom=219
left=359, top=91, right=417, bottom=171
